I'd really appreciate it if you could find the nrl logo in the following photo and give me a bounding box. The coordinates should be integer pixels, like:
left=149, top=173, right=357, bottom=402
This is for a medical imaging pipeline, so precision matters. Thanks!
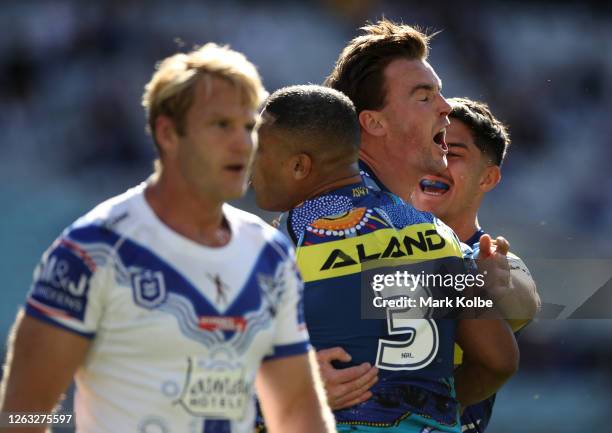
left=131, top=269, right=167, bottom=309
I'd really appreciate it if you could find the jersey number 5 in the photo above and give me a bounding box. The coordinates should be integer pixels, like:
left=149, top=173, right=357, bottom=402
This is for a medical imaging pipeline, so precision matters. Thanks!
left=375, top=306, right=439, bottom=371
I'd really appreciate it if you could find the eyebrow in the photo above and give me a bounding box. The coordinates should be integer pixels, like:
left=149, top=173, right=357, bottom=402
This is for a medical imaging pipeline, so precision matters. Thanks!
left=409, top=82, right=442, bottom=96
left=448, top=143, right=469, bottom=150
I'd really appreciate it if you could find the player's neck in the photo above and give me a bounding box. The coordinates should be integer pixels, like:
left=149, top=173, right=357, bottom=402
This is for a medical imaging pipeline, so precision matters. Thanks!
left=305, top=170, right=363, bottom=202
left=145, top=172, right=230, bottom=248
left=444, top=211, right=481, bottom=243
left=359, top=149, right=417, bottom=200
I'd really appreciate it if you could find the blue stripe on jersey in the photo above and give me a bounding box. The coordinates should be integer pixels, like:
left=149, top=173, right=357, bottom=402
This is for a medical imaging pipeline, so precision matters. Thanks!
left=27, top=224, right=299, bottom=348
left=203, top=419, right=230, bottom=433
left=24, top=303, right=96, bottom=339
left=68, top=225, right=288, bottom=319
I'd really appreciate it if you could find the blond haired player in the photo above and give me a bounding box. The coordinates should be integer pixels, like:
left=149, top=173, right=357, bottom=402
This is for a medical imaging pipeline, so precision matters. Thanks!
left=0, top=43, right=334, bottom=433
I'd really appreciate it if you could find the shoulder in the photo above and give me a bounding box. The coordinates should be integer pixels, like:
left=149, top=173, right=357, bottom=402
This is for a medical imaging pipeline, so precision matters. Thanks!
left=287, top=193, right=357, bottom=241
left=224, top=204, right=293, bottom=255
left=31, top=186, right=147, bottom=297
left=64, top=183, right=147, bottom=246
left=432, top=217, right=466, bottom=251
left=375, top=198, right=439, bottom=228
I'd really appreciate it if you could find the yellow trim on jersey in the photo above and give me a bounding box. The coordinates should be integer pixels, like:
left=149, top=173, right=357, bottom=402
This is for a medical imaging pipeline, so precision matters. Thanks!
left=454, top=344, right=464, bottom=365
left=297, top=223, right=463, bottom=283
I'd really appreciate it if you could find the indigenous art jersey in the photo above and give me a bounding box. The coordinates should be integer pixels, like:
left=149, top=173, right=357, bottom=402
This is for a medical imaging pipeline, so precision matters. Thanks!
left=278, top=178, right=470, bottom=432
left=25, top=182, right=309, bottom=433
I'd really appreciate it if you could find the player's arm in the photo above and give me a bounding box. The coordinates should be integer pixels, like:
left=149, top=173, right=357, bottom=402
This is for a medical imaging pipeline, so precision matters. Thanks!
left=258, top=236, right=335, bottom=432
left=1, top=229, right=105, bottom=432
left=454, top=234, right=519, bottom=408
left=256, top=350, right=336, bottom=433
left=454, top=317, right=518, bottom=408
left=316, top=347, right=378, bottom=410
left=0, top=310, right=91, bottom=433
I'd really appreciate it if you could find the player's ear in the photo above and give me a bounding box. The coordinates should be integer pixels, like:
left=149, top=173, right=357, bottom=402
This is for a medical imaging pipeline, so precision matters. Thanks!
left=358, top=110, right=386, bottom=137
left=154, top=115, right=180, bottom=155
left=480, top=165, right=501, bottom=192
left=291, top=153, right=312, bottom=181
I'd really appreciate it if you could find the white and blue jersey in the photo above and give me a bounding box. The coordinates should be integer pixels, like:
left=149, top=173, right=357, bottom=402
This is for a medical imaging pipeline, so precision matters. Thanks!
left=25, top=182, right=309, bottom=433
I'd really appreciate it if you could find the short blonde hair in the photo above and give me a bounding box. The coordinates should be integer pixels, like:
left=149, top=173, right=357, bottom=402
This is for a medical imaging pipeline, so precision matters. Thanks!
left=142, top=43, right=267, bottom=148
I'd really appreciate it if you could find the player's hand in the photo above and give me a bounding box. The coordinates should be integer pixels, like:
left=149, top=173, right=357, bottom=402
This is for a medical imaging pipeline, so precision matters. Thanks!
left=478, top=234, right=509, bottom=258
left=316, top=346, right=378, bottom=410
left=476, top=233, right=511, bottom=293
left=477, top=234, right=510, bottom=283
left=477, top=234, right=539, bottom=326
left=476, top=234, right=513, bottom=316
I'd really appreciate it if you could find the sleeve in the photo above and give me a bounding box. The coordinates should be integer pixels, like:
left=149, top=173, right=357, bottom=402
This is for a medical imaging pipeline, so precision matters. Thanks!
left=264, top=246, right=310, bottom=361
left=24, top=230, right=109, bottom=338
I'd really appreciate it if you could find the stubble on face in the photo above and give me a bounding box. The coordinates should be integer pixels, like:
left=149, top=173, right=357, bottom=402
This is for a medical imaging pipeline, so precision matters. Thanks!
left=380, top=58, right=450, bottom=183
left=176, top=77, right=257, bottom=204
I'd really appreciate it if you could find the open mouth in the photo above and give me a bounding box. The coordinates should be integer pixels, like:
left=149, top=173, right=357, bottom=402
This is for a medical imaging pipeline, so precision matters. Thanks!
left=433, top=129, right=448, bottom=152
left=419, top=178, right=450, bottom=196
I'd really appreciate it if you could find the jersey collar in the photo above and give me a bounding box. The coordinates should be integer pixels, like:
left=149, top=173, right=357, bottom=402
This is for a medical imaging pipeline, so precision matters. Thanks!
left=464, top=228, right=485, bottom=248
left=359, top=160, right=391, bottom=193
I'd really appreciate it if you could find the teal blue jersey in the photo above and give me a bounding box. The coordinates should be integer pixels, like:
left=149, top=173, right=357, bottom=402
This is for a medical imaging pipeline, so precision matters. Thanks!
left=279, top=173, right=470, bottom=431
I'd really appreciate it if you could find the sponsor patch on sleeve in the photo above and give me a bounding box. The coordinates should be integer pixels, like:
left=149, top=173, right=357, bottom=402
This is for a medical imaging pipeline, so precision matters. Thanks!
left=28, top=239, right=95, bottom=322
